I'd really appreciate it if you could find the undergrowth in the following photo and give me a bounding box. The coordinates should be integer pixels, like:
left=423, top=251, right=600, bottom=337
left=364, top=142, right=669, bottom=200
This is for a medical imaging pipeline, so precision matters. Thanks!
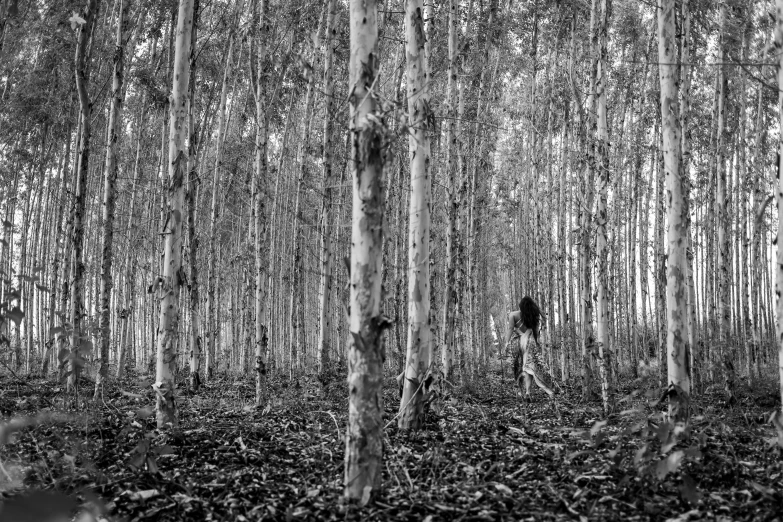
left=0, top=363, right=780, bottom=521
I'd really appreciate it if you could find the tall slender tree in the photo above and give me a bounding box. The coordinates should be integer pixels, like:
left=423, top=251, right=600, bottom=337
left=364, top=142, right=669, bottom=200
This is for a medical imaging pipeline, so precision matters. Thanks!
left=658, top=0, right=690, bottom=421
left=441, top=0, right=458, bottom=384
left=344, top=0, right=386, bottom=502
left=155, top=0, right=195, bottom=429
left=95, top=0, right=132, bottom=398
left=253, top=0, right=272, bottom=405
left=69, top=0, right=100, bottom=394
left=595, top=0, right=611, bottom=414
left=318, top=0, right=338, bottom=375
left=399, top=0, right=431, bottom=430
left=774, top=0, right=783, bottom=418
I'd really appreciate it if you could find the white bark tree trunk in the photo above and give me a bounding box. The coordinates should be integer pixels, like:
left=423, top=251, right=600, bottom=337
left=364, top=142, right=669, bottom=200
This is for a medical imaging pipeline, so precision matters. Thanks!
left=595, top=0, right=610, bottom=414
left=317, top=0, right=337, bottom=375
left=96, top=0, right=131, bottom=398
left=658, top=0, right=690, bottom=421
left=774, top=0, right=783, bottom=419
left=155, top=0, right=194, bottom=429
left=399, top=0, right=431, bottom=430
left=441, top=0, right=458, bottom=385
left=205, top=21, right=237, bottom=384
left=253, top=0, right=269, bottom=406
left=344, top=0, right=385, bottom=502
left=69, top=0, right=99, bottom=395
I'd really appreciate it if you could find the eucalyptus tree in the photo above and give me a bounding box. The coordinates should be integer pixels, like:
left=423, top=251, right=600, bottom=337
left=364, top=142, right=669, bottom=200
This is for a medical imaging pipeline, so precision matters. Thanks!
left=594, top=0, right=611, bottom=414
left=95, top=0, right=132, bottom=399
left=251, top=0, right=269, bottom=406
left=657, top=0, right=690, bottom=421
left=155, top=0, right=195, bottom=429
left=441, top=0, right=458, bottom=384
left=774, top=0, right=783, bottom=418
left=69, top=0, right=100, bottom=394
left=317, top=0, right=338, bottom=376
left=344, top=0, right=386, bottom=502
left=399, top=0, right=431, bottom=430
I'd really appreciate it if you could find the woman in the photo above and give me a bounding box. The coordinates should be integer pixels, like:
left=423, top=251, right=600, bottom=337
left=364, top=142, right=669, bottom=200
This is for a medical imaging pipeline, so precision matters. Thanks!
left=504, top=296, right=556, bottom=402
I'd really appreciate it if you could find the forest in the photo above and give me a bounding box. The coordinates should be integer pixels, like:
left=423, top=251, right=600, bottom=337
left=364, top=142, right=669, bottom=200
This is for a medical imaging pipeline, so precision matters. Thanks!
left=0, top=0, right=782, bottom=519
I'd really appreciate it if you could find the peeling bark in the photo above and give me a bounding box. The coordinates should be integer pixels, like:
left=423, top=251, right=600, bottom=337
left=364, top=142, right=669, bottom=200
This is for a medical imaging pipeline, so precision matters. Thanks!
left=155, top=0, right=194, bottom=429
left=344, top=0, right=385, bottom=502
left=658, top=0, right=690, bottom=422
left=399, top=0, right=431, bottom=430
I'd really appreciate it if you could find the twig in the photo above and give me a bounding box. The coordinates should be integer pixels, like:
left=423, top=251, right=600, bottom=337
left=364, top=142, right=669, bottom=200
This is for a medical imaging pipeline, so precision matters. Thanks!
left=310, top=410, right=340, bottom=440
left=0, top=357, right=26, bottom=388
left=383, top=376, right=426, bottom=430
left=0, top=459, right=13, bottom=483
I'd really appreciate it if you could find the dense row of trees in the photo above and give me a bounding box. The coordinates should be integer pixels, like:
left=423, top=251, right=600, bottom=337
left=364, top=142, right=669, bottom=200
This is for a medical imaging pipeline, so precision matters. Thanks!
left=1, top=0, right=783, bottom=499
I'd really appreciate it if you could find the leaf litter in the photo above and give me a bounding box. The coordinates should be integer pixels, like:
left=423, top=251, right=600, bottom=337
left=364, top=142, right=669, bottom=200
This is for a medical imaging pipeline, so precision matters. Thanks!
left=0, top=371, right=780, bottom=521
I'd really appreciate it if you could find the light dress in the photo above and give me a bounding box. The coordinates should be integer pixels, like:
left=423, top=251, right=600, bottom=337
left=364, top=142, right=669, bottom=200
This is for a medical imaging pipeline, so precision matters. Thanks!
left=512, top=328, right=555, bottom=394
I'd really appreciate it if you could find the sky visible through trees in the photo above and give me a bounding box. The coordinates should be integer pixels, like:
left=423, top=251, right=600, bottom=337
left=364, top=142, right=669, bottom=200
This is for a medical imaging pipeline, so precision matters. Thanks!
left=0, top=0, right=782, bottom=519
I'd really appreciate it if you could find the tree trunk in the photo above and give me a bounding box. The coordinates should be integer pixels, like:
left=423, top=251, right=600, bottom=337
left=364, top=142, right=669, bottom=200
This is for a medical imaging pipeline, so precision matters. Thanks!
left=95, top=0, right=131, bottom=399
left=658, top=0, right=690, bottom=421
left=715, top=4, right=735, bottom=402
left=441, top=0, right=458, bottom=384
left=774, top=0, right=783, bottom=419
left=680, top=0, right=697, bottom=391
left=253, top=0, right=269, bottom=406
left=69, top=0, right=99, bottom=395
left=186, top=0, right=201, bottom=392
left=595, top=0, right=611, bottom=415
left=317, top=0, right=337, bottom=375
left=205, top=33, right=236, bottom=384
left=344, top=0, right=385, bottom=502
left=155, top=0, right=194, bottom=429
left=290, top=24, right=321, bottom=376
left=399, top=0, right=431, bottom=430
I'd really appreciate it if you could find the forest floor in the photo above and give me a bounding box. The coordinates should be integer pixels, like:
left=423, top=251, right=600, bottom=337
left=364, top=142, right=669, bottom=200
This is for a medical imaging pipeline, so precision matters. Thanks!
left=0, top=363, right=781, bottom=522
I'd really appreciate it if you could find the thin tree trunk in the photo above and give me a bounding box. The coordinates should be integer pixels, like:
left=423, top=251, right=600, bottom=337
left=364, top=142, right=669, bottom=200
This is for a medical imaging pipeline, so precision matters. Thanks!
left=716, top=4, right=735, bottom=402
left=441, top=0, right=458, bottom=384
left=205, top=32, right=236, bottom=384
left=69, top=0, right=100, bottom=395
left=658, top=0, right=690, bottom=421
left=155, top=0, right=194, bottom=429
left=399, top=0, right=431, bottom=430
left=95, top=0, right=130, bottom=398
left=773, top=0, right=783, bottom=419
left=186, top=0, right=201, bottom=392
left=317, top=0, right=337, bottom=375
left=344, top=0, right=385, bottom=501
left=680, top=0, right=697, bottom=391
left=253, top=0, right=269, bottom=405
left=595, top=0, right=611, bottom=415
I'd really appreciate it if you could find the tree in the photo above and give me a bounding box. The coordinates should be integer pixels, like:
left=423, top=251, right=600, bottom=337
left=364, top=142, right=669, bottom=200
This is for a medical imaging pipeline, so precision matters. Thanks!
left=317, top=0, right=338, bottom=376
left=398, top=0, right=431, bottom=430
left=715, top=3, right=735, bottom=403
left=155, top=0, right=195, bottom=429
left=69, top=0, right=100, bottom=394
left=252, top=0, right=269, bottom=406
left=441, top=0, right=458, bottom=385
left=205, top=10, right=239, bottom=383
left=95, top=0, right=132, bottom=399
left=344, top=0, right=386, bottom=502
left=185, top=0, right=201, bottom=393
left=774, top=0, right=783, bottom=418
left=658, top=0, right=690, bottom=421
left=595, top=0, right=611, bottom=414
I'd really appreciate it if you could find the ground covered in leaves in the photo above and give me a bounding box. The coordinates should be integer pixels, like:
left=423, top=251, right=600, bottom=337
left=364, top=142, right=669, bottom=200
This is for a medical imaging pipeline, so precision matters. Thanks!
left=0, top=366, right=781, bottom=521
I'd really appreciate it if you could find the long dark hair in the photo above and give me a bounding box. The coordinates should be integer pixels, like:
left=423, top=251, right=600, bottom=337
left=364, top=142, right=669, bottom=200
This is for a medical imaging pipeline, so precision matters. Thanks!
left=519, top=296, right=541, bottom=342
